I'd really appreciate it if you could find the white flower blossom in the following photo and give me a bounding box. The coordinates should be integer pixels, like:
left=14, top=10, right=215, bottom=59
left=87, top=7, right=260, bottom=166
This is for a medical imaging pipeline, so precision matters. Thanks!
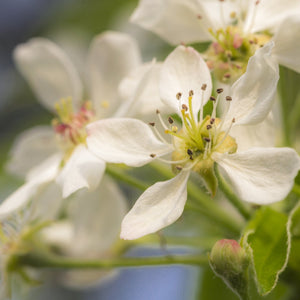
left=86, top=44, right=300, bottom=240
left=131, top=0, right=300, bottom=82
left=2, top=31, right=158, bottom=218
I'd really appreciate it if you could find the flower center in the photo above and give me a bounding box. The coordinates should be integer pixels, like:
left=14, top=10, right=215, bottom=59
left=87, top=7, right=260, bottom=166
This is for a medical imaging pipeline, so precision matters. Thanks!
left=204, top=26, right=271, bottom=83
left=170, top=89, right=237, bottom=171
left=52, top=98, right=95, bottom=160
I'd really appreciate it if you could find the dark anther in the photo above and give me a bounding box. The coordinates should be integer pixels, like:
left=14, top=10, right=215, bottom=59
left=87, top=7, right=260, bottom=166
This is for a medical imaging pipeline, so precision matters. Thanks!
left=201, top=84, right=207, bottom=91
left=168, top=116, right=174, bottom=124
left=226, top=96, right=232, bottom=101
left=182, top=104, right=188, bottom=111
left=189, top=90, right=194, bottom=97
left=176, top=92, right=182, bottom=100
left=176, top=166, right=183, bottom=171
left=149, top=122, right=155, bottom=126
left=210, top=96, right=216, bottom=101
left=156, top=109, right=160, bottom=114
left=150, top=153, right=156, bottom=158
left=216, top=88, right=224, bottom=94
left=187, top=149, right=193, bottom=156
left=204, top=137, right=211, bottom=142
left=210, top=118, right=215, bottom=124
left=224, top=73, right=231, bottom=79
left=207, top=124, right=212, bottom=130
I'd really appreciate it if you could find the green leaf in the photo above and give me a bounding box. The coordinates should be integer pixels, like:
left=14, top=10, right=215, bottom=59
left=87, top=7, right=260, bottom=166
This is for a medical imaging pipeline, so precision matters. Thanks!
left=242, top=207, right=290, bottom=296
left=197, top=267, right=239, bottom=300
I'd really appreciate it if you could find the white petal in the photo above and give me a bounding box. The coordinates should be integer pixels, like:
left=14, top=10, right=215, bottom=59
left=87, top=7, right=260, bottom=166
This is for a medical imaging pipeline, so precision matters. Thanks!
left=131, top=0, right=212, bottom=45
left=13, top=38, right=82, bottom=112
left=6, top=126, right=58, bottom=179
left=121, top=170, right=190, bottom=240
left=244, top=0, right=300, bottom=33
left=230, top=112, right=276, bottom=151
left=26, top=153, right=62, bottom=182
left=30, top=182, right=63, bottom=221
left=0, top=154, right=61, bottom=218
left=56, top=145, right=106, bottom=198
left=117, top=61, right=167, bottom=117
left=213, top=148, right=300, bottom=205
left=272, top=15, right=300, bottom=73
left=68, top=176, right=127, bottom=256
left=201, top=0, right=242, bottom=31
left=87, top=31, right=141, bottom=118
left=86, top=118, right=172, bottom=167
left=160, top=45, right=212, bottom=117
left=0, top=181, right=42, bottom=219
left=225, top=42, right=279, bottom=126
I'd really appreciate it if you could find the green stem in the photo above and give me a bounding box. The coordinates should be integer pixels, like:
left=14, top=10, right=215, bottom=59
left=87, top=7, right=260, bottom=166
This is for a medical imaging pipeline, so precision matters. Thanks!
left=106, top=165, right=148, bottom=190
left=278, top=68, right=292, bottom=147
left=292, top=184, right=300, bottom=197
left=127, top=233, right=220, bottom=250
left=214, top=165, right=252, bottom=220
left=186, top=182, right=242, bottom=235
left=18, top=252, right=208, bottom=270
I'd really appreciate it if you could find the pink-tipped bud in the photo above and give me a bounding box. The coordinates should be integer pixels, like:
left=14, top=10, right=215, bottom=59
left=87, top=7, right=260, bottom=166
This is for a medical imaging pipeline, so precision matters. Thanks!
left=210, top=239, right=250, bottom=298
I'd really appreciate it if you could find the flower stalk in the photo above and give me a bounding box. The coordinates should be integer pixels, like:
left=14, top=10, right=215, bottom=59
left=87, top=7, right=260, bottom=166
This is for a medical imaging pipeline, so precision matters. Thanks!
left=214, top=164, right=253, bottom=220
left=17, top=252, right=208, bottom=270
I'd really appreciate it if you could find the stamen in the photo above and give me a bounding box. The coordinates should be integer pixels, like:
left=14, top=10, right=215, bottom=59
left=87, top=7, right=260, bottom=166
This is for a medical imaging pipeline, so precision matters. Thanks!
left=153, top=126, right=169, bottom=144
left=201, top=84, right=207, bottom=91
left=156, top=109, right=169, bottom=131
left=203, top=142, right=209, bottom=159
left=212, top=93, right=221, bottom=119
left=210, top=96, right=216, bottom=101
left=149, top=122, right=155, bottom=126
left=168, top=116, right=174, bottom=124
left=176, top=92, right=182, bottom=100
left=187, top=148, right=193, bottom=157
left=182, top=104, right=188, bottom=111
left=216, top=88, right=224, bottom=94
left=150, top=154, right=156, bottom=158
left=247, top=0, right=260, bottom=33
left=180, top=157, right=202, bottom=171
left=226, top=96, right=232, bottom=101
left=215, top=117, right=236, bottom=149
left=199, top=88, right=206, bottom=123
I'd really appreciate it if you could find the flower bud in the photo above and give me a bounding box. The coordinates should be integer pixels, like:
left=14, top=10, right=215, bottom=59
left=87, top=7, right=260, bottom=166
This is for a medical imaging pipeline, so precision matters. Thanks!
left=209, top=239, right=250, bottom=299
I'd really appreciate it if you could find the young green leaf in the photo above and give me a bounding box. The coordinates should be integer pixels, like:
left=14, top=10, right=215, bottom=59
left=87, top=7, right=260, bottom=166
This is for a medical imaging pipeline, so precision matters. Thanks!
left=242, top=207, right=291, bottom=296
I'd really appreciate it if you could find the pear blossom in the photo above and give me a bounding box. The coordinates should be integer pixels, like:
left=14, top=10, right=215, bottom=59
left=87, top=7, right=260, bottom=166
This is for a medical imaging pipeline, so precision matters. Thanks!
left=2, top=31, right=153, bottom=218
left=41, top=176, right=127, bottom=287
left=131, top=0, right=300, bottom=82
left=86, top=44, right=300, bottom=240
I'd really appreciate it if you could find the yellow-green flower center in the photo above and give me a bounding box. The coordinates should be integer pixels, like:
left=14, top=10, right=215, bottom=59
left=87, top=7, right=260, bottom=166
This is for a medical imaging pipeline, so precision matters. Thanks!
left=154, top=89, right=237, bottom=194
left=204, top=26, right=271, bottom=83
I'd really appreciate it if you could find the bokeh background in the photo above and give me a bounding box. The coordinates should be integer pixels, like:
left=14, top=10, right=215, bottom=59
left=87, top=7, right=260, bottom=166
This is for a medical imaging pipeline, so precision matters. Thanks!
left=1, top=1, right=299, bottom=299
left=0, top=1, right=222, bottom=299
